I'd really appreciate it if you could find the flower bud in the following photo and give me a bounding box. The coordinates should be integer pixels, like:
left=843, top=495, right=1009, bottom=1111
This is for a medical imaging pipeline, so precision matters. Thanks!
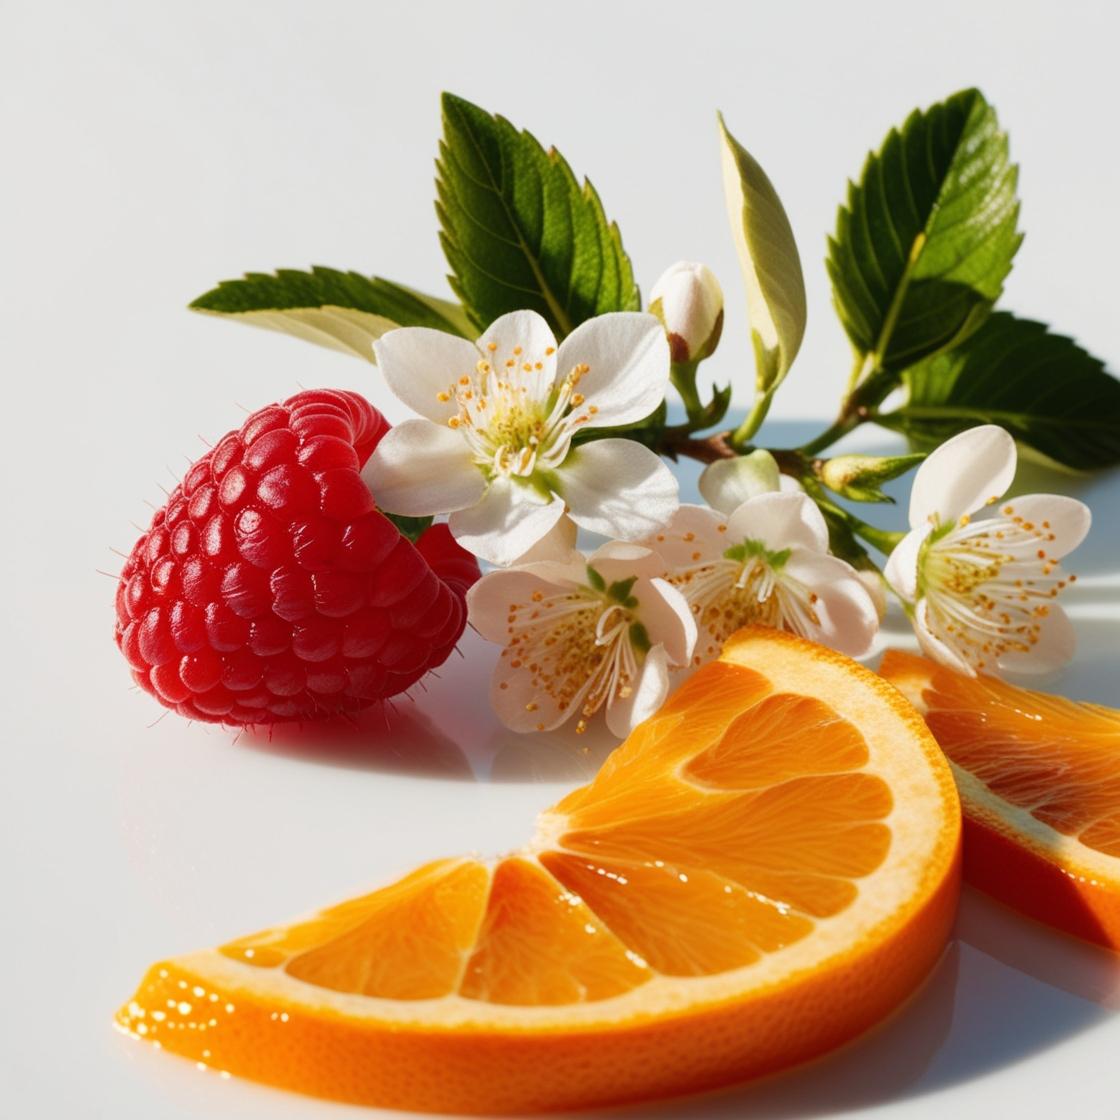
left=699, top=449, right=780, bottom=514
left=649, top=261, right=724, bottom=364
left=819, top=453, right=925, bottom=504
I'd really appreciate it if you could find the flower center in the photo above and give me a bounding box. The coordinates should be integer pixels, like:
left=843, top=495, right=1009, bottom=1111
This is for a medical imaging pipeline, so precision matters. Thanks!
left=669, top=537, right=819, bottom=664
left=918, top=504, right=1076, bottom=672
left=438, top=340, right=598, bottom=481
left=499, top=567, right=648, bottom=733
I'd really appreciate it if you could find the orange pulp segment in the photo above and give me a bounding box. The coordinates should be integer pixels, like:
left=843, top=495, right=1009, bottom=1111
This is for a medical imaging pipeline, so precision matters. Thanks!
left=881, top=648, right=1120, bottom=950
left=117, top=628, right=961, bottom=1113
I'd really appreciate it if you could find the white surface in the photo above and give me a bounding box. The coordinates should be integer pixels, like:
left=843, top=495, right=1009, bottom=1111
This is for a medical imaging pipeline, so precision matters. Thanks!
left=2, top=2, right=1119, bottom=1118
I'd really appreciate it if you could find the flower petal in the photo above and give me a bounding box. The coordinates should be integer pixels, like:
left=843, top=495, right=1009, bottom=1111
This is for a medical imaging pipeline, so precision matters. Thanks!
left=478, top=310, right=559, bottom=386
left=997, top=606, right=1077, bottom=675
left=606, top=644, right=671, bottom=738
left=449, top=480, right=567, bottom=567
left=506, top=514, right=579, bottom=565
left=643, top=504, right=726, bottom=567
left=641, top=577, right=698, bottom=666
left=909, top=424, right=1016, bottom=528
left=998, top=494, right=1091, bottom=561
left=782, top=551, right=879, bottom=658
left=560, top=439, right=679, bottom=539
left=361, top=419, right=485, bottom=516
left=489, top=652, right=577, bottom=734
left=913, top=598, right=976, bottom=676
left=466, top=568, right=566, bottom=644
left=373, top=328, right=481, bottom=423
left=883, top=525, right=929, bottom=603
left=727, top=491, right=829, bottom=554
left=699, top=451, right=781, bottom=514
left=588, top=542, right=666, bottom=583
left=554, top=312, right=670, bottom=428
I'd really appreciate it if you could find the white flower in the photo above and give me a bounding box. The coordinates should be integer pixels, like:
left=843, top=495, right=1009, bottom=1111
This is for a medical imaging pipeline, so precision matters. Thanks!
left=467, top=542, right=696, bottom=737
left=884, top=425, right=1090, bottom=676
left=651, top=492, right=879, bottom=666
left=649, top=261, right=724, bottom=363
left=362, top=310, right=679, bottom=566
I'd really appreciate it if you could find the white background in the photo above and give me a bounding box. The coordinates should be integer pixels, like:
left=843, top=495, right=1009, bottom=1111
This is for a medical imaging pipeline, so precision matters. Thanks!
left=2, top=2, right=1119, bottom=1118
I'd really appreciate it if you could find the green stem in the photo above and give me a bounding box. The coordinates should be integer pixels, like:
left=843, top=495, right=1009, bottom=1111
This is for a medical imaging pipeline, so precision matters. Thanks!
left=797, top=412, right=861, bottom=457
left=669, top=360, right=704, bottom=422
left=850, top=521, right=906, bottom=555
left=730, top=386, right=775, bottom=449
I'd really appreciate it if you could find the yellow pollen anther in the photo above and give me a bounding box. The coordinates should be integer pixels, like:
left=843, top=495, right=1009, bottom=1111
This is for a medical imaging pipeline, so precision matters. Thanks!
left=436, top=391, right=451, bottom=402
left=487, top=342, right=497, bottom=351
left=458, top=375, right=470, bottom=385
left=571, top=393, right=585, bottom=406
left=523, top=362, right=533, bottom=372
left=447, top=417, right=460, bottom=428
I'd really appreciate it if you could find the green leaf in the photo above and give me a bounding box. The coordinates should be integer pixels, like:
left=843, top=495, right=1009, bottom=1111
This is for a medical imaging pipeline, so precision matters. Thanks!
left=190, top=267, right=473, bottom=362
left=384, top=513, right=435, bottom=543
left=437, top=92, right=640, bottom=338
left=827, top=88, right=1021, bottom=386
left=718, top=113, right=806, bottom=395
left=878, top=312, right=1120, bottom=470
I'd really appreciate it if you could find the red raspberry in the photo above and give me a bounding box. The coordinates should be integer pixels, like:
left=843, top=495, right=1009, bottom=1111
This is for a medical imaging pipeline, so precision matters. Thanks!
left=114, top=389, right=480, bottom=725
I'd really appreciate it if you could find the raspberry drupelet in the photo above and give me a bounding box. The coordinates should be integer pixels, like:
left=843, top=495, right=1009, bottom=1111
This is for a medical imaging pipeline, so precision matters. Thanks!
left=114, top=389, right=480, bottom=725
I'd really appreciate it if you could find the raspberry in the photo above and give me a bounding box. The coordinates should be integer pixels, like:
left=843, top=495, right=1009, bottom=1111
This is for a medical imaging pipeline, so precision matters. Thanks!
left=114, top=389, right=480, bottom=725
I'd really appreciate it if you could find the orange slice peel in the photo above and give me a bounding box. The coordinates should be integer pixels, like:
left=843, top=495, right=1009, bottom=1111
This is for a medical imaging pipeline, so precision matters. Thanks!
left=118, top=628, right=961, bottom=1113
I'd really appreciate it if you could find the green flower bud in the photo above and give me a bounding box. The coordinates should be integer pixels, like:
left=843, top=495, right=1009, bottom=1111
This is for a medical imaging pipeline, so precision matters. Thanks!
left=819, top=453, right=925, bottom=504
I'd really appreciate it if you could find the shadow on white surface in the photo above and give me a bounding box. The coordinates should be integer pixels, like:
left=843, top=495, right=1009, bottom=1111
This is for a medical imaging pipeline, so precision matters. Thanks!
left=237, top=701, right=476, bottom=780
left=597, top=890, right=1119, bottom=1119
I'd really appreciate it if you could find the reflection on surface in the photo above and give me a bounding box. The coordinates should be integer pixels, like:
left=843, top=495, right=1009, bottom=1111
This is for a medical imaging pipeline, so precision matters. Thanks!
left=487, top=720, right=619, bottom=783
left=593, top=887, right=1118, bottom=1119
left=238, top=702, right=474, bottom=779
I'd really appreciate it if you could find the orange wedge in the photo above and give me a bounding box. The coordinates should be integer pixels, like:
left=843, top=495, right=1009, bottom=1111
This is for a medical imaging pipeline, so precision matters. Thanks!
left=117, top=628, right=960, bottom=1114
left=881, top=649, right=1120, bottom=951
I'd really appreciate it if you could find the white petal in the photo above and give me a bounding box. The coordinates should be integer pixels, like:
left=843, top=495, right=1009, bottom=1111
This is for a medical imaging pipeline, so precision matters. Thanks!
left=883, top=526, right=929, bottom=603
left=554, top=312, right=670, bottom=428
left=727, top=491, right=829, bottom=554
left=778, top=474, right=805, bottom=493
left=909, top=425, right=1016, bottom=528
left=478, top=310, right=558, bottom=385
left=699, top=451, right=781, bottom=514
left=998, top=494, right=1091, bottom=561
left=560, top=440, right=679, bottom=539
left=506, top=514, right=579, bottom=565
left=361, top=419, right=484, bottom=516
left=466, top=568, right=564, bottom=644
left=782, top=551, right=879, bottom=658
left=913, top=598, right=976, bottom=676
left=373, top=328, right=481, bottom=423
left=642, top=504, right=726, bottom=567
left=449, top=480, right=567, bottom=567
left=489, top=654, right=576, bottom=734
left=606, top=644, right=671, bottom=738
left=641, top=578, right=698, bottom=666
left=997, top=606, right=1077, bottom=675
left=588, top=542, right=666, bottom=583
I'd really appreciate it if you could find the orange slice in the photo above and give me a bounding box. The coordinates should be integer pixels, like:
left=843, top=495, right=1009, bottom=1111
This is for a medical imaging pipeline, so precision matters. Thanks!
left=117, top=629, right=960, bottom=1114
left=881, top=649, right=1120, bottom=950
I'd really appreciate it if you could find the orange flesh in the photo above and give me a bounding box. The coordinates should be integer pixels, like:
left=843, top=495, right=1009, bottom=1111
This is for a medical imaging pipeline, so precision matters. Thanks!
left=882, top=650, right=1120, bottom=858
left=117, top=629, right=961, bottom=1113
left=881, top=648, right=1120, bottom=949
left=213, top=671, right=892, bottom=1005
